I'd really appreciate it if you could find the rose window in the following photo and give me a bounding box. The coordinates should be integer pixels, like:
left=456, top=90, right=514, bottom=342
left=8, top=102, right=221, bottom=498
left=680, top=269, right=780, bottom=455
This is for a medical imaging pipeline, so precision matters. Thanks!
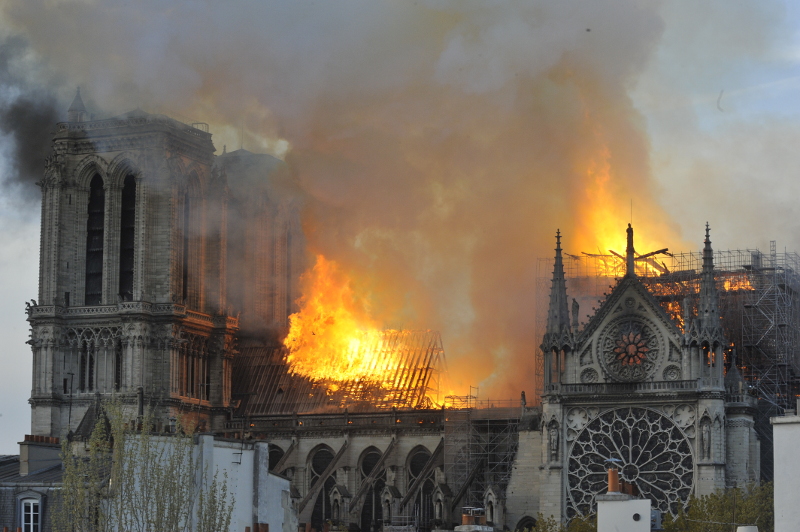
left=600, top=317, right=660, bottom=381
left=567, top=407, right=693, bottom=518
left=614, top=331, right=649, bottom=366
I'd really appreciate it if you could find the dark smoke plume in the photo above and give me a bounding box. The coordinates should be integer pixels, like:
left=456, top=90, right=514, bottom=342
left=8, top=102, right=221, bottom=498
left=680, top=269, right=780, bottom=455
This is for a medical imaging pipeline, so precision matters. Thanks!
left=0, top=36, right=61, bottom=203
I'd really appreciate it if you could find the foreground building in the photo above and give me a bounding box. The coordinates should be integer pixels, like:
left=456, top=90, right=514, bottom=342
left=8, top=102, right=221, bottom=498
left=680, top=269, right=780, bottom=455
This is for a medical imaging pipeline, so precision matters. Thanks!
left=771, top=409, right=800, bottom=532
left=16, top=94, right=762, bottom=530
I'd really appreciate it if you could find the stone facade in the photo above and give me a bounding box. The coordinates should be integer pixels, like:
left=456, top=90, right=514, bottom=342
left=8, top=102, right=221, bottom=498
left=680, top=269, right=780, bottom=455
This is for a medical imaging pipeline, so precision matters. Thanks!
left=537, top=225, right=760, bottom=521
left=27, top=93, right=299, bottom=435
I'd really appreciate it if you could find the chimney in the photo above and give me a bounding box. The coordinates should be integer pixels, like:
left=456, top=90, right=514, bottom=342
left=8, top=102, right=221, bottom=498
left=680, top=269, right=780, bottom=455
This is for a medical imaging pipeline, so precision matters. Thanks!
left=607, top=467, right=620, bottom=493
left=19, top=435, right=61, bottom=476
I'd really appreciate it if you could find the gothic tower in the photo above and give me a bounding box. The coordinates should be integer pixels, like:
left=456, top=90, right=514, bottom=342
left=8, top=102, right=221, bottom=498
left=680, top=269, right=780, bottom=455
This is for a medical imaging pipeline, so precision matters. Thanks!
left=27, top=92, right=238, bottom=436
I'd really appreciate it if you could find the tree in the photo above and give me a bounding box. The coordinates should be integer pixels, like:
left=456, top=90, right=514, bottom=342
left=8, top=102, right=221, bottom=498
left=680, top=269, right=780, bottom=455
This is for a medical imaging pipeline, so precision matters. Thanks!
left=52, top=401, right=234, bottom=532
left=521, top=513, right=596, bottom=532
left=663, top=482, right=773, bottom=532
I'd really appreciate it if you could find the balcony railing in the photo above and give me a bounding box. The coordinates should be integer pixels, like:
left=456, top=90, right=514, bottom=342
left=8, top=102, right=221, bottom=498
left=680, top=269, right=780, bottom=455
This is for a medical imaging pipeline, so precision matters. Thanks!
left=544, top=378, right=723, bottom=395
left=27, top=302, right=238, bottom=328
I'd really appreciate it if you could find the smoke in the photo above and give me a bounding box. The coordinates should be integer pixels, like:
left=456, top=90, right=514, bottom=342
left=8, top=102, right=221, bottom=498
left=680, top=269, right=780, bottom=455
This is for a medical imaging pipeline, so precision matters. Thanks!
left=0, top=0, right=794, bottom=399
left=0, top=35, right=61, bottom=203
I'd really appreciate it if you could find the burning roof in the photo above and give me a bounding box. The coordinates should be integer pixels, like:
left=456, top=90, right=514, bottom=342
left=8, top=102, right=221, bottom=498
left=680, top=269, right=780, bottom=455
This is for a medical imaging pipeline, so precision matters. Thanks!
left=232, top=329, right=446, bottom=415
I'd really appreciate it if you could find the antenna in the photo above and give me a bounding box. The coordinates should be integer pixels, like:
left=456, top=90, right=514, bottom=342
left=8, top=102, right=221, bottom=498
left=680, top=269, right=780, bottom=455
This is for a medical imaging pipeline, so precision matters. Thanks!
left=240, top=120, right=244, bottom=150
left=630, top=199, right=633, bottom=225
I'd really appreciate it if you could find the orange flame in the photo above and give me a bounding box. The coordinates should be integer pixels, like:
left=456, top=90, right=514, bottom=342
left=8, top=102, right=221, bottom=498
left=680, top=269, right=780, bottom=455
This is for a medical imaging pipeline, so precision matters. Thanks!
left=283, top=255, right=448, bottom=409
left=724, top=276, right=755, bottom=291
left=283, top=255, right=389, bottom=381
left=571, top=145, right=675, bottom=275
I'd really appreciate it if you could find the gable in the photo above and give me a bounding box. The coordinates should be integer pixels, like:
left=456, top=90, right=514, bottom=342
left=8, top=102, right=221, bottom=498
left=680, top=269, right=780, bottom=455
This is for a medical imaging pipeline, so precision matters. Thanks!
left=575, top=277, right=683, bottom=383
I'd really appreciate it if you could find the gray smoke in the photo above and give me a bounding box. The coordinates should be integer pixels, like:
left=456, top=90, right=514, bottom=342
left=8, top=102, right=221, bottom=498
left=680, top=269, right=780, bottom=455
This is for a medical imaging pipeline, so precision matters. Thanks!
left=0, top=0, right=795, bottom=398
left=0, top=36, right=61, bottom=202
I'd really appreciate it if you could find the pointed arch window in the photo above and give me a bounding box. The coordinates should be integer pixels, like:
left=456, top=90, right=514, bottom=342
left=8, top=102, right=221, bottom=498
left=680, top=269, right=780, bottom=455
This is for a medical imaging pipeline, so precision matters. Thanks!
left=118, top=174, right=136, bottom=300
left=85, top=174, right=105, bottom=305
left=360, top=448, right=386, bottom=532
left=310, top=447, right=336, bottom=531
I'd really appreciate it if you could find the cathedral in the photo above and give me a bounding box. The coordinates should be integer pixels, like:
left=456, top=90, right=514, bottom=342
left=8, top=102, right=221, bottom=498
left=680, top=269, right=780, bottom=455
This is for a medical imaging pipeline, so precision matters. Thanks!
left=18, top=92, right=760, bottom=530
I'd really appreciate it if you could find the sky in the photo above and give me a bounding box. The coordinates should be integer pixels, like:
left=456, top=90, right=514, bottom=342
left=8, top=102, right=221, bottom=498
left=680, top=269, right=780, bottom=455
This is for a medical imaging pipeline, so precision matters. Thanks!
left=2, top=0, right=800, bottom=454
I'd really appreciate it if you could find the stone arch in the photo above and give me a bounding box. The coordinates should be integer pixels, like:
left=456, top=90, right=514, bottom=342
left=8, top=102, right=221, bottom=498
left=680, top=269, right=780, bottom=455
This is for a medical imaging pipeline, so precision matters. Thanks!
left=106, top=153, right=142, bottom=189
left=72, top=154, right=109, bottom=189
left=358, top=446, right=383, bottom=477
left=186, top=160, right=209, bottom=189
left=166, top=155, right=188, bottom=183
left=405, top=445, right=435, bottom=532
left=483, top=486, right=501, bottom=526
left=514, top=516, right=536, bottom=531
left=359, top=446, right=386, bottom=532
left=268, top=443, right=285, bottom=472
left=431, top=483, right=451, bottom=527
left=308, top=444, right=337, bottom=532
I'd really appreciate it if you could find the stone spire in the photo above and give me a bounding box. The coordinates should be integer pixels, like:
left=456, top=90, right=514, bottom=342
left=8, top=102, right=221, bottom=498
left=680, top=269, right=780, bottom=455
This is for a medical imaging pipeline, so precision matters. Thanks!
left=698, top=223, right=722, bottom=335
left=725, top=348, right=745, bottom=394
left=625, top=223, right=636, bottom=276
left=67, top=87, right=87, bottom=122
left=543, top=230, right=572, bottom=348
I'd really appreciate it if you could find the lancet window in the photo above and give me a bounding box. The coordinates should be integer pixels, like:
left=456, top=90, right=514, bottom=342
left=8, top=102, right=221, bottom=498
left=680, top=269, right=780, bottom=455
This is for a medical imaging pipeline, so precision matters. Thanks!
left=118, top=174, right=136, bottom=300
left=309, top=446, right=336, bottom=531
left=177, top=334, right=210, bottom=400
left=84, top=174, right=105, bottom=305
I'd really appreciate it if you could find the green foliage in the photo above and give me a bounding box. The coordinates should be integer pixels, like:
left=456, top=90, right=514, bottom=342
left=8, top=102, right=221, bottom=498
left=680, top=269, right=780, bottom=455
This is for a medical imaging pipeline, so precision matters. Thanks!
left=663, top=482, right=773, bottom=532
left=53, top=400, right=234, bottom=532
left=51, top=411, right=112, bottom=532
left=520, top=513, right=596, bottom=532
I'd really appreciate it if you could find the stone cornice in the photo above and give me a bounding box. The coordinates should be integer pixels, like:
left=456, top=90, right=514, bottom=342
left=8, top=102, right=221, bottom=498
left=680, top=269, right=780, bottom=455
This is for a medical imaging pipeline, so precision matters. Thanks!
left=28, top=302, right=238, bottom=330
left=55, top=120, right=214, bottom=165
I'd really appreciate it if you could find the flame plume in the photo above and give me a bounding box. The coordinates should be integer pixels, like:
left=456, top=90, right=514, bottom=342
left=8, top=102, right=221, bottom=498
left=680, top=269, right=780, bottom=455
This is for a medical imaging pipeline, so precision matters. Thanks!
left=283, top=255, right=385, bottom=381
left=282, top=255, right=445, bottom=409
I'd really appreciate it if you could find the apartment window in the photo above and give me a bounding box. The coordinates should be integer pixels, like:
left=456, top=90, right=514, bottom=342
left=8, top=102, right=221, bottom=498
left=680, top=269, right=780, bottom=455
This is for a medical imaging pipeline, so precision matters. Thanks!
left=118, top=174, right=136, bottom=300
left=21, top=498, right=40, bottom=532
left=85, top=174, right=105, bottom=305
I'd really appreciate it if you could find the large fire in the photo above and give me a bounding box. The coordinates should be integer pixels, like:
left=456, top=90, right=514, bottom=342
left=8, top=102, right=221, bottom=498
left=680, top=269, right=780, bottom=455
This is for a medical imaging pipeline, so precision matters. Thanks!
left=283, top=255, right=388, bottom=382
left=571, top=146, right=676, bottom=277
left=282, top=255, right=445, bottom=408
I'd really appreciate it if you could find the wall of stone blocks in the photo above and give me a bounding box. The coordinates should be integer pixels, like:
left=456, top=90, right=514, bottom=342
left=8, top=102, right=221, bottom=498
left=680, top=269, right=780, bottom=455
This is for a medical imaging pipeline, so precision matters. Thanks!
left=504, top=429, right=543, bottom=530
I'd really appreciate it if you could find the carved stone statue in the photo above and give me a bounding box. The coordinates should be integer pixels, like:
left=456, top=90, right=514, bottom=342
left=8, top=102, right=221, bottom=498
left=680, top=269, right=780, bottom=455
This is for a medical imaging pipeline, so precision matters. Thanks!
left=520, top=390, right=526, bottom=408
left=548, top=425, right=559, bottom=461
left=700, top=421, right=711, bottom=460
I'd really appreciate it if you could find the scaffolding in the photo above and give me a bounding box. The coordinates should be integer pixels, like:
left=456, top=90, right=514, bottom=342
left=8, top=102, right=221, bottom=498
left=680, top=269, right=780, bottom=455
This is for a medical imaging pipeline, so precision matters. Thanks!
left=535, top=242, right=800, bottom=480
left=443, top=393, right=520, bottom=515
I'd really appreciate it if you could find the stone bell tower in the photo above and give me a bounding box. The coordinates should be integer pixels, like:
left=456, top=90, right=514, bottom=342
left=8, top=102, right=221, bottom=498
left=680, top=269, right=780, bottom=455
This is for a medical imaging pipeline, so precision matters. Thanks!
left=27, top=90, right=238, bottom=436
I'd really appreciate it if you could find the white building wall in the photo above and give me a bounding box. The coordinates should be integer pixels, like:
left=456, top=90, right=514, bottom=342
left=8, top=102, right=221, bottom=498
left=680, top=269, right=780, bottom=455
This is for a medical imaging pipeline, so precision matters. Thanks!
left=596, top=496, right=650, bottom=532
left=196, top=435, right=293, bottom=532
left=771, top=414, right=800, bottom=532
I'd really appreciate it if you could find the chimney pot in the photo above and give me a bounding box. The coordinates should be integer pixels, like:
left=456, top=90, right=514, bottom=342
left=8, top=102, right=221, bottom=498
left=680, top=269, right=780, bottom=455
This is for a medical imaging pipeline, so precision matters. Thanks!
left=607, top=467, right=620, bottom=493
